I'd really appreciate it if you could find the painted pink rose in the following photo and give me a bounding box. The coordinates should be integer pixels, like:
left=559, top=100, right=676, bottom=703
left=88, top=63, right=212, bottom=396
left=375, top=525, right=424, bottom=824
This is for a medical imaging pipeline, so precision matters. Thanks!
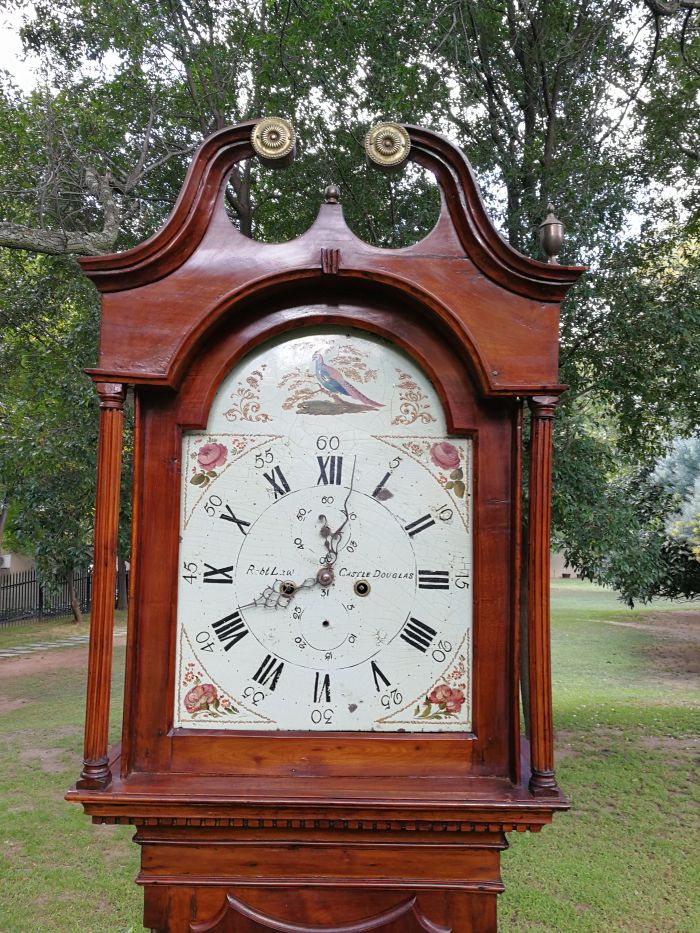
left=427, top=684, right=465, bottom=714
left=430, top=442, right=460, bottom=471
left=444, top=688, right=465, bottom=713
left=428, top=684, right=453, bottom=705
left=197, top=442, right=227, bottom=470
left=184, top=683, right=217, bottom=713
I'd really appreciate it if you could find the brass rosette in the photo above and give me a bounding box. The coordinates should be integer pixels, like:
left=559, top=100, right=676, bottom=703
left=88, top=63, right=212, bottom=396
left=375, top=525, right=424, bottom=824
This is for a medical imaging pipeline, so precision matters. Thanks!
left=251, top=116, right=296, bottom=168
left=364, top=122, right=411, bottom=172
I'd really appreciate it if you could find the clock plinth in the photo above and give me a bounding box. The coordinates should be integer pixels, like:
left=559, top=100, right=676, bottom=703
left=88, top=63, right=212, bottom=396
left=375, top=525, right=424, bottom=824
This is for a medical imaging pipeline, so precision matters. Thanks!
left=73, top=750, right=565, bottom=932
left=68, top=119, right=583, bottom=931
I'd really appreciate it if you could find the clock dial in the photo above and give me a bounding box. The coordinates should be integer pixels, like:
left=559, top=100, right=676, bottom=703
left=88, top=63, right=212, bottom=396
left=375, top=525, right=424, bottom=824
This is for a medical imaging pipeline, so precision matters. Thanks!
left=174, top=328, right=472, bottom=732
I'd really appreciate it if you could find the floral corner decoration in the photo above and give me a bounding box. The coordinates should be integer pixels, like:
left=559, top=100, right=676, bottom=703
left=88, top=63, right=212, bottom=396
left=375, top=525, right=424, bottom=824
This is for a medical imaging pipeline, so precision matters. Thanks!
left=190, top=441, right=228, bottom=487
left=415, top=684, right=466, bottom=720
left=430, top=441, right=465, bottom=498
left=182, top=663, right=238, bottom=718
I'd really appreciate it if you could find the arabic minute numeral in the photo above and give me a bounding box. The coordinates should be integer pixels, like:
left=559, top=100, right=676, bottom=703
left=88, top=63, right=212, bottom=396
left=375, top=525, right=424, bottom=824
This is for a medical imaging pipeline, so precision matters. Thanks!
left=435, top=505, right=453, bottom=522
left=316, top=435, right=340, bottom=451
left=203, top=494, right=222, bottom=517
left=195, top=631, right=215, bottom=652
left=182, top=561, right=198, bottom=584
left=380, top=688, right=403, bottom=710
left=455, top=573, right=470, bottom=589
left=311, top=709, right=334, bottom=724
left=431, top=639, right=453, bottom=663
left=243, top=686, right=265, bottom=706
left=254, top=448, right=274, bottom=469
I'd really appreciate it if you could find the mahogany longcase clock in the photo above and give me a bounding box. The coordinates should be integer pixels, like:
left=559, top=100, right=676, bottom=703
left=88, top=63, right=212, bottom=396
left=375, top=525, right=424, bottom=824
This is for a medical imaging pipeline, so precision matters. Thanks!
left=67, top=118, right=584, bottom=933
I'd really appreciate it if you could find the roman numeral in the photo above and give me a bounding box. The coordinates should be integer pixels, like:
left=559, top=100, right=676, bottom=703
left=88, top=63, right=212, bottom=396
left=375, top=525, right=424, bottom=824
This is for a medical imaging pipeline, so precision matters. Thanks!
left=400, top=617, right=437, bottom=653
left=263, top=465, right=291, bottom=499
left=212, top=610, right=248, bottom=651
left=418, top=570, right=450, bottom=590
left=202, top=563, right=233, bottom=584
left=317, top=455, right=343, bottom=485
left=404, top=514, right=436, bottom=537
left=219, top=504, right=250, bottom=535
left=313, top=672, right=331, bottom=703
left=253, top=654, right=285, bottom=691
left=372, top=471, right=391, bottom=498
left=370, top=660, right=391, bottom=692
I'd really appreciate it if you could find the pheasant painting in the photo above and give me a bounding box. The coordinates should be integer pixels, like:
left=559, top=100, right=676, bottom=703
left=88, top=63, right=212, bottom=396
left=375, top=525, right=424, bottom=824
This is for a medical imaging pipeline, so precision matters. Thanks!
left=312, top=351, right=383, bottom=410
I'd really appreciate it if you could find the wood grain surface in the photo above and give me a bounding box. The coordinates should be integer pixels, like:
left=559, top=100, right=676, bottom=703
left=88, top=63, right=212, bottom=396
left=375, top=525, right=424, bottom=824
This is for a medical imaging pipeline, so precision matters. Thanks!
left=68, top=121, right=584, bottom=931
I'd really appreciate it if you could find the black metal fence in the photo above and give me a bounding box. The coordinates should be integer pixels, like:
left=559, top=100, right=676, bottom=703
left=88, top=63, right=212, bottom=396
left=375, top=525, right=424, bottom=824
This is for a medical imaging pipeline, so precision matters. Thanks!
left=0, top=567, right=92, bottom=627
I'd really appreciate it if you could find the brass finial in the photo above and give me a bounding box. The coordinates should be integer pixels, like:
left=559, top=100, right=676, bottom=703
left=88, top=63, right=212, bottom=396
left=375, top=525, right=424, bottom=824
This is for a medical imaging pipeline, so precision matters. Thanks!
left=251, top=116, right=296, bottom=168
left=365, top=122, right=410, bottom=172
left=538, top=202, right=565, bottom=264
left=324, top=184, right=340, bottom=204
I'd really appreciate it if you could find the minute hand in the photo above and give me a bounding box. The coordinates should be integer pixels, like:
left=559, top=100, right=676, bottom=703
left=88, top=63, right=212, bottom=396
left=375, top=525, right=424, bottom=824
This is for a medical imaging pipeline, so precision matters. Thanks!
left=324, top=456, right=357, bottom=566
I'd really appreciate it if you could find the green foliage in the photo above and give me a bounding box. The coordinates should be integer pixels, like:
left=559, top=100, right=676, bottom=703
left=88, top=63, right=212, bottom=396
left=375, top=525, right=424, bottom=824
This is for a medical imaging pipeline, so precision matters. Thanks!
left=653, top=434, right=700, bottom=564
left=0, top=0, right=698, bottom=599
left=0, top=252, right=99, bottom=582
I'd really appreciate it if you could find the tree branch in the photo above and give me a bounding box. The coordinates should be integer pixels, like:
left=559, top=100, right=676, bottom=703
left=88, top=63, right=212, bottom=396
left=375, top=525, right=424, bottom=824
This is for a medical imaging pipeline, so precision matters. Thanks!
left=644, top=0, right=700, bottom=13
left=0, top=167, right=120, bottom=255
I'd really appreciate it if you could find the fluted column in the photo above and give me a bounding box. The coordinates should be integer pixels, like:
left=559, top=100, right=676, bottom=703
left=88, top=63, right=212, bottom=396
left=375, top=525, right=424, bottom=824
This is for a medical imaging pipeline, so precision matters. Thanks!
left=77, top=382, right=126, bottom=790
left=527, top=395, right=560, bottom=797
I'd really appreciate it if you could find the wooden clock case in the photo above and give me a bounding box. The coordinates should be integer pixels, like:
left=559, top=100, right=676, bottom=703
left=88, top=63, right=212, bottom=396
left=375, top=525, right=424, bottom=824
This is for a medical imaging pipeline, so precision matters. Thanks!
left=67, top=120, right=584, bottom=932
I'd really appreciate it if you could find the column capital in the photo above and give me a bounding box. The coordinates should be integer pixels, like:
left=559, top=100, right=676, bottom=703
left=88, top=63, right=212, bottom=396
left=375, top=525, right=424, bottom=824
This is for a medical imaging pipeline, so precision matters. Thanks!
left=528, top=395, right=559, bottom=420
left=95, top=382, right=126, bottom=410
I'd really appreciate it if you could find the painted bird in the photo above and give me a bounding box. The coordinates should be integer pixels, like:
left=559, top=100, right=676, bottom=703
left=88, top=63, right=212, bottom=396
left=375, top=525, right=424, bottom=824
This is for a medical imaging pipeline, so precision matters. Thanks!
left=312, top=352, right=383, bottom=409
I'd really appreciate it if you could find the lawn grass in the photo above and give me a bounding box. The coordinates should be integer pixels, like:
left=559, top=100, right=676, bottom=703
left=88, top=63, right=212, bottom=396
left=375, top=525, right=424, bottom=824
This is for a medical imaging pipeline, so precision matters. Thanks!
left=0, top=581, right=697, bottom=931
left=500, top=581, right=700, bottom=931
left=0, top=610, right=127, bottom=651
left=0, top=642, right=140, bottom=931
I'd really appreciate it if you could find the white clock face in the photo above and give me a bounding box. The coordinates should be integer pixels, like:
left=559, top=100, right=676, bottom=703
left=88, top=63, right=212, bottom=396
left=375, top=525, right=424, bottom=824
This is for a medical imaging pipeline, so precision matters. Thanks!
left=174, top=327, right=472, bottom=732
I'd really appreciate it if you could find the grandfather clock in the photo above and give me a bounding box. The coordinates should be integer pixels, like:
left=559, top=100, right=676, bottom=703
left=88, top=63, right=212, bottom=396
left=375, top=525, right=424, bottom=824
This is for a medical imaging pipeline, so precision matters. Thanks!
left=67, top=118, right=584, bottom=932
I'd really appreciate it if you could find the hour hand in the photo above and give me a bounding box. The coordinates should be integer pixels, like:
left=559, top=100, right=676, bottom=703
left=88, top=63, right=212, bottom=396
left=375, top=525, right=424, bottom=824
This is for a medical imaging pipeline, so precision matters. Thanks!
left=238, top=579, right=296, bottom=611
left=239, top=574, right=322, bottom=611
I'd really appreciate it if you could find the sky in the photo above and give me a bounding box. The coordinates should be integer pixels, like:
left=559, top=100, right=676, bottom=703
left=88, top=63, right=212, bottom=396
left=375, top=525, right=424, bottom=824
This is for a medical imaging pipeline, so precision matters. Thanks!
left=0, top=8, right=38, bottom=93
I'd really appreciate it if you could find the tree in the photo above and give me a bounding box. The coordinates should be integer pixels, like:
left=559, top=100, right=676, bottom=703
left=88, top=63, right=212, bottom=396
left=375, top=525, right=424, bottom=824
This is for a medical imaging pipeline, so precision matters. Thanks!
left=0, top=250, right=102, bottom=620
left=653, top=435, right=700, bottom=560
left=0, top=0, right=698, bottom=604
